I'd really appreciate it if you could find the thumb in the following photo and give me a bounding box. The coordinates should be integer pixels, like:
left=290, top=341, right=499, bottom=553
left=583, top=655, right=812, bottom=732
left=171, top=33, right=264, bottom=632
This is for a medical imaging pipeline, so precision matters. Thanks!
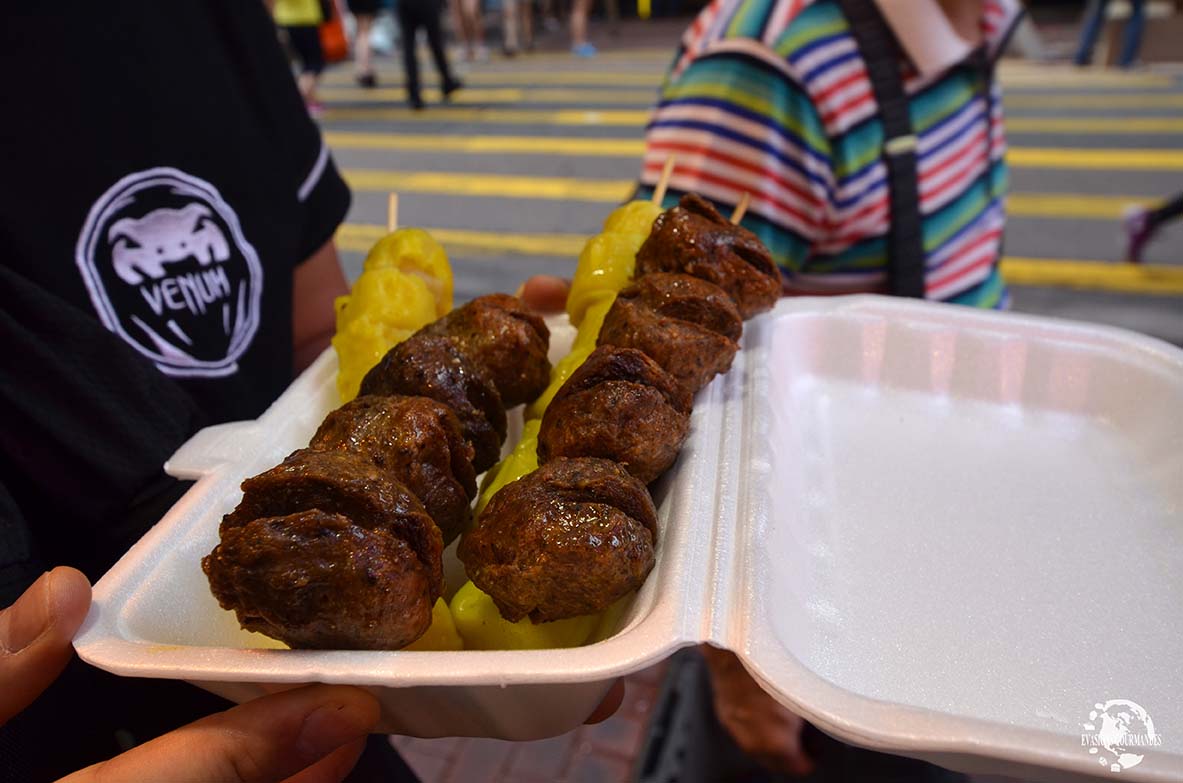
left=0, top=566, right=92, bottom=726
left=63, top=684, right=382, bottom=783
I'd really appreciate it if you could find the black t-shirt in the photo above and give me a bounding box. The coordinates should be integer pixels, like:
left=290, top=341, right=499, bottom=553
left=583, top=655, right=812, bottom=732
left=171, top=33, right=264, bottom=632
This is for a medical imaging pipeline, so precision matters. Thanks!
left=0, top=3, right=382, bottom=779
left=0, top=0, right=350, bottom=593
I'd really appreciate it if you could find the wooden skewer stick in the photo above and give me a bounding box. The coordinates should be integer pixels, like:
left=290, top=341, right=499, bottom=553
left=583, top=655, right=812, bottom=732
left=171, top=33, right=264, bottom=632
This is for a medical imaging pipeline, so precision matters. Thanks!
left=387, top=193, right=399, bottom=233
left=651, top=156, right=676, bottom=206
left=730, top=192, right=751, bottom=224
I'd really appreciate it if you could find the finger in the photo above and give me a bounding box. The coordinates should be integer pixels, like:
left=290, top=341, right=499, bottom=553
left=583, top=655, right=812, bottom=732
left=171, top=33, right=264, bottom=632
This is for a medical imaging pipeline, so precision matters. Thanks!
left=515, top=275, right=570, bottom=313
left=282, top=738, right=368, bottom=783
left=584, top=680, right=625, bottom=724
left=0, top=567, right=92, bottom=726
left=64, top=685, right=381, bottom=783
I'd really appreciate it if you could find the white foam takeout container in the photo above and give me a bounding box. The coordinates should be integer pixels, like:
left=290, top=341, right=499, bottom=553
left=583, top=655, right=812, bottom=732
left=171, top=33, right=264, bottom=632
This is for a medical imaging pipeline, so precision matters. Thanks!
left=75, top=296, right=1182, bottom=781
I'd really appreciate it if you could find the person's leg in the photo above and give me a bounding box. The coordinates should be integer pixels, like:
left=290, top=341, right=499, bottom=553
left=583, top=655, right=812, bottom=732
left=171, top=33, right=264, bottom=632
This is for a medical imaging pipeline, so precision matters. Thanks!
left=1146, top=192, right=1183, bottom=232
left=286, top=26, right=325, bottom=107
left=570, top=0, right=594, bottom=55
left=463, top=0, right=488, bottom=59
left=521, top=0, right=534, bottom=50
left=354, top=13, right=376, bottom=83
left=1118, top=0, right=1146, bottom=68
left=447, top=0, right=475, bottom=60
left=397, top=2, right=424, bottom=108
left=423, top=0, right=462, bottom=94
left=502, top=0, right=520, bottom=54
left=1074, top=0, right=1110, bottom=66
left=1123, top=192, right=1183, bottom=263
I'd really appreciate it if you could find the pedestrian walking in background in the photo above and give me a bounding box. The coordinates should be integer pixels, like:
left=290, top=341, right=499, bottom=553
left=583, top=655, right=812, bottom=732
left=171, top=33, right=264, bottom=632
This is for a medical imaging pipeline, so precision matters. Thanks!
left=570, top=0, right=596, bottom=56
left=1075, top=0, right=1146, bottom=68
left=397, top=0, right=464, bottom=109
left=273, top=0, right=328, bottom=114
left=1125, top=191, right=1183, bottom=263
left=450, top=0, right=489, bottom=61
left=349, top=0, right=381, bottom=86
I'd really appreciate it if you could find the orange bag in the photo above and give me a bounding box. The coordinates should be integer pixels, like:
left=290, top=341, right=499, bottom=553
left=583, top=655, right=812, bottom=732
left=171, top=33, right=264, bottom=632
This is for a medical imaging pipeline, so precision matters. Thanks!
left=319, top=0, right=349, bottom=63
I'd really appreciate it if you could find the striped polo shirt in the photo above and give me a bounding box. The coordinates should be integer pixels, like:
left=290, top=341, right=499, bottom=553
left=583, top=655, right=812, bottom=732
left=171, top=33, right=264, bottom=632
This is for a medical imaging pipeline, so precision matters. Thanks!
left=636, top=0, right=1023, bottom=308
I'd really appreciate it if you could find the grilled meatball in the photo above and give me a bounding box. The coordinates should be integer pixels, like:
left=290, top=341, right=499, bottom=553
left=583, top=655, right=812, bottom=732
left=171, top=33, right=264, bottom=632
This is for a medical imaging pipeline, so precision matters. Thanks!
left=459, top=458, right=656, bottom=622
left=203, top=509, right=433, bottom=650
left=359, top=334, right=507, bottom=473
left=599, top=273, right=742, bottom=395
left=311, top=395, right=476, bottom=544
left=420, top=293, right=551, bottom=407
left=635, top=194, right=780, bottom=318
left=538, top=346, right=691, bottom=483
left=221, top=448, right=443, bottom=598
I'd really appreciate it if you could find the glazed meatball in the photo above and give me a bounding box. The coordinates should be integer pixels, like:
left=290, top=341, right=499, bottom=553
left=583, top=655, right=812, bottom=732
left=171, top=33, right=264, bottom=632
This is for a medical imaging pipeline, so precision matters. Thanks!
left=419, top=293, right=551, bottom=407
left=599, top=272, right=742, bottom=395
left=538, top=346, right=691, bottom=484
left=359, top=333, right=507, bottom=473
left=203, top=509, right=433, bottom=650
left=311, top=395, right=476, bottom=544
left=221, top=448, right=443, bottom=598
left=459, top=458, right=657, bottom=622
left=635, top=194, right=780, bottom=319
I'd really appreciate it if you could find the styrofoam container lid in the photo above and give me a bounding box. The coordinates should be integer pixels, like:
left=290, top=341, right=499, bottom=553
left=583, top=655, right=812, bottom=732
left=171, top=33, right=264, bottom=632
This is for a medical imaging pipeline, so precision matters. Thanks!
left=75, top=296, right=1183, bottom=781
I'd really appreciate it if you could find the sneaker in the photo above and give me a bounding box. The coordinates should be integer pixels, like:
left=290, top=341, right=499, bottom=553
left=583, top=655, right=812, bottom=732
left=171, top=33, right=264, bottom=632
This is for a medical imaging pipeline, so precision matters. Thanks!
left=408, top=95, right=426, bottom=111
left=571, top=42, right=597, bottom=57
left=1122, top=205, right=1151, bottom=264
left=356, top=72, right=377, bottom=88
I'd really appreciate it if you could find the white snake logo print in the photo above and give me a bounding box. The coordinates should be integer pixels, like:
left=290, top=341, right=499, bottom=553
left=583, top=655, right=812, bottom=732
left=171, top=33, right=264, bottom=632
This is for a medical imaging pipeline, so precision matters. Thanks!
left=75, top=168, right=263, bottom=378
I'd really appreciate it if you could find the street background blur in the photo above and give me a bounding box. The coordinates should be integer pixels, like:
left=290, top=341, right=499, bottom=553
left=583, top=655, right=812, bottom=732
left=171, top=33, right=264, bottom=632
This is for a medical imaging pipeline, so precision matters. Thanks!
left=324, top=3, right=1182, bottom=349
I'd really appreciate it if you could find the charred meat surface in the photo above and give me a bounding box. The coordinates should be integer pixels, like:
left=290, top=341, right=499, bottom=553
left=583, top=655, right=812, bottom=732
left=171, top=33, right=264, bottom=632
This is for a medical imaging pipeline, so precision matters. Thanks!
left=635, top=194, right=780, bottom=319
left=459, top=458, right=656, bottom=622
left=599, top=272, right=741, bottom=394
left=221, top=448, right=443, bottom=597
left=311, top=395, right=476, bottom=544
left=203, top=509, right=433, bottom=650
left=538, top=346, right=690, bottom=483
left=359, top=334, right=507, bottom=473
left=420, top=293, right=551, bottom=407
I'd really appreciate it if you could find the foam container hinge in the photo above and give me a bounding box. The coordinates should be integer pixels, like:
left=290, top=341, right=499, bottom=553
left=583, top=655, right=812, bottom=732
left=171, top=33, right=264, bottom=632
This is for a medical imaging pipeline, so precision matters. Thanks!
left=74, top=296, right=1183, bottom=782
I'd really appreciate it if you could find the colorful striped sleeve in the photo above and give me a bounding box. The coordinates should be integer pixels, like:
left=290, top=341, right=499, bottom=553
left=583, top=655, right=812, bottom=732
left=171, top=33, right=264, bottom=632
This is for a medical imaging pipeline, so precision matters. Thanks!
left=637, top=37, right=833, bottom=277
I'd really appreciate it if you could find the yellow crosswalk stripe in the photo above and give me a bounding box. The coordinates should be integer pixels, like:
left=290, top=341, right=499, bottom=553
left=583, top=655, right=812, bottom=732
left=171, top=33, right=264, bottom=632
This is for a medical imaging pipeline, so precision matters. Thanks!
left=322, top=106, right=650, bottom=124
left=1005, top=93, right=1183, bottom=109
left=1007, top=194, right=1154, bottom=219
left=322, top=70, right=665, bottom=87
left=322, top=85, right=1183, bottom=110
left=321, top=86, right=657, bottom=104
left=326, top=131, right=645, bottom=155
left=1007, top=147, right=1183, bottom=170
left=327, top=131, right=1183, bottom=171
left=336, top=224, right=1183, bottom=295
left=324, top=105, right=1183, bottom=131
left=338, top=223, right=588, bottom=256
left=342, top=169, right=634, bottom=200
left=1000, top=258, right=1183, bottom=295
left=1008, top=117, right=1183, bottom=133
left=340, top=169, right=1156, bottom=219
left=322, top=63, right=1174, bottom=89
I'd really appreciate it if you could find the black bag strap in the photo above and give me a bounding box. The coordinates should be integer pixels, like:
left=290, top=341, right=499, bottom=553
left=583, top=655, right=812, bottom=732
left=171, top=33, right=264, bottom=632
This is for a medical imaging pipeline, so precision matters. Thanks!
left=835, top=0, right=927, bottom=298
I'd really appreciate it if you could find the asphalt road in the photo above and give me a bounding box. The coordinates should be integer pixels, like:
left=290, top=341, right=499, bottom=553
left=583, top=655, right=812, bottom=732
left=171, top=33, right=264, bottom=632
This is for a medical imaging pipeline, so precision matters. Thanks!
left=318, top=19, right=1183, bottom=346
